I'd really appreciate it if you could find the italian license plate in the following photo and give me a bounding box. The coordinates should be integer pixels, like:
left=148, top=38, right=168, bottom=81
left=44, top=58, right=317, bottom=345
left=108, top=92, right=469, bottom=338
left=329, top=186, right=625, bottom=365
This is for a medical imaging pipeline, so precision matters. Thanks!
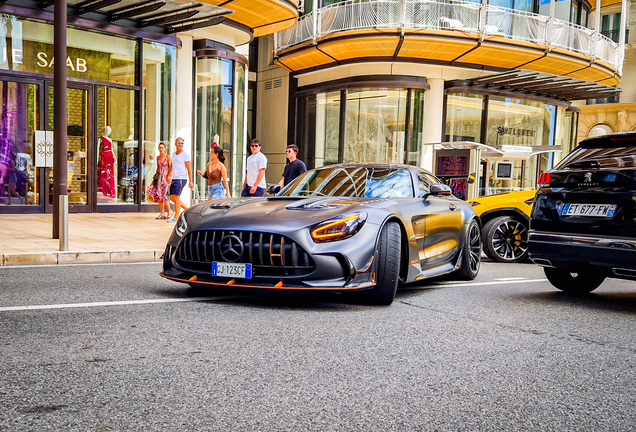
left=561, top=203, right=617, bottom=217
left=211, top=262, right=252, bottom=279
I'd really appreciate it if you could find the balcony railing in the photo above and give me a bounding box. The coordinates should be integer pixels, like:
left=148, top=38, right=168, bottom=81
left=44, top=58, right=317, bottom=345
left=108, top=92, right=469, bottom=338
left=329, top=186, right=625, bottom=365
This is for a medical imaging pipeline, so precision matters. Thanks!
left=275, top=0, right=621, bottom=71
left=601, top=29, right=629, bottom=44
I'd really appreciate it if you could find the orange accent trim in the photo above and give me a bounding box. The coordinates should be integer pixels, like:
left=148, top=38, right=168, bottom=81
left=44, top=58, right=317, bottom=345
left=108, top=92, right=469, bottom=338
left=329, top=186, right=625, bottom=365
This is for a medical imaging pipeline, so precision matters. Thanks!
left=356, top=255, right=374, bottom=273
left=159, top=272, right=375, bottom=291
left=227, top=279, right=235, bottom=285
left=311, top=215, right=359, bottom=240
left=411, top=259, right=418, bottom=264
left=275, top=281, right=284, bottom=288
left=189, top=275, right=197, bottom=281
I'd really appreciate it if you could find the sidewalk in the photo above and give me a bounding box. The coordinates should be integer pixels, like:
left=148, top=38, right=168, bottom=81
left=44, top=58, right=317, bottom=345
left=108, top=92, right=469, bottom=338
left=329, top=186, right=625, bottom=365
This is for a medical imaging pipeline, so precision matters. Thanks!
left=0, top=213, right=176, bottom=266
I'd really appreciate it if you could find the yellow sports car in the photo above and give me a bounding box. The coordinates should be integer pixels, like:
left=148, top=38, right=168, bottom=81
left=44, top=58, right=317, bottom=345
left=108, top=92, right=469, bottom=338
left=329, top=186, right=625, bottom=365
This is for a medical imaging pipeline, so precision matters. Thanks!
left=467, top=190, right=536, bottom=263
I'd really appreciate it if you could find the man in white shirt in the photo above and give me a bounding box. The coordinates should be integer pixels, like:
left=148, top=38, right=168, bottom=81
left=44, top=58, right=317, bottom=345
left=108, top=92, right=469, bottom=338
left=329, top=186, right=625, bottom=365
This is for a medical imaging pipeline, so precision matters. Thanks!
left=167, top=137, right=193, bottom=222
left=241, top=139, right=267, bottom=197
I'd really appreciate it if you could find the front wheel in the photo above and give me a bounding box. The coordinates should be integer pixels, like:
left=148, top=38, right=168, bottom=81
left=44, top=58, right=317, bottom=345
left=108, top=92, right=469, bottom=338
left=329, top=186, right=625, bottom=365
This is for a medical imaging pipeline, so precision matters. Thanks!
left=455, top=219, right=481, bottom=280
left=543, top=267, right=605, bottom=294
left=482, top=216, right=529, bottom=263
left=362, top=221, right=401, bottom=305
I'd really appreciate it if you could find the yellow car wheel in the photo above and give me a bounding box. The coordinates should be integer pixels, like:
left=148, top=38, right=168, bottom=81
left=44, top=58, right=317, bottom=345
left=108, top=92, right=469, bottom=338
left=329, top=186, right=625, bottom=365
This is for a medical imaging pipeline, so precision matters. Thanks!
left=482, top=216, right=529, bottom=263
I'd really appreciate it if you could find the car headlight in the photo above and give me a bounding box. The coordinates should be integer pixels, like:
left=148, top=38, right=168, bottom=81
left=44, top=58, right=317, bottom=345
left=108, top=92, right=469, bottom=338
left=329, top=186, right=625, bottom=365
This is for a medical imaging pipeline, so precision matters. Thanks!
left=176, top=213, right=188, bottom=236
left=311, top=212, right=367, bottom=243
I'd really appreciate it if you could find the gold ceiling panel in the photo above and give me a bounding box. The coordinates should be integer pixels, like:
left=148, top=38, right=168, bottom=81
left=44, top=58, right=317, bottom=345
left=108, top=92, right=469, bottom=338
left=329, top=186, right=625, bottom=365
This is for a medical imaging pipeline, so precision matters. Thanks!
left=459, top=43, right=544, bottom=68
left=521, top=54, right=590, bottom=76
left=398, top=36, right=477, bottom=61
left=275, top=46, right=335, bottom=71
left=597, top=76, right=620, bottom=86
left=204, top=0, right=299, bottom=36
left=566, top=64, right=617, bottom=83
left=320, top=36, right=400, bottom=60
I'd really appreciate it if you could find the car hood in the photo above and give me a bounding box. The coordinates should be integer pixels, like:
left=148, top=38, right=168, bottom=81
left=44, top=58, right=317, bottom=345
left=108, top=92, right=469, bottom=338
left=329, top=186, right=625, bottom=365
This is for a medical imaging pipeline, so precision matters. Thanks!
left=193, top=196, right=394, bottom=228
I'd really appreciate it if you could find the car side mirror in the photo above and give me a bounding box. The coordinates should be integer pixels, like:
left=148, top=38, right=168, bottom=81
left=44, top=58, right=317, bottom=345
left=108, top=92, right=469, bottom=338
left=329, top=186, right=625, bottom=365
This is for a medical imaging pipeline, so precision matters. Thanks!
left=266, top=184, right=281, bottom=195
left=424, top=184, right=453, bottom=200
left=467, top=173, right=476, bottom=184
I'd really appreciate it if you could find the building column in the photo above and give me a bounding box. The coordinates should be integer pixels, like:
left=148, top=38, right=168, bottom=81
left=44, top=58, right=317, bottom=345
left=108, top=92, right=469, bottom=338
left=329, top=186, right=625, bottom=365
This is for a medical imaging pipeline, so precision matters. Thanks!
left=421, top=77, right=445, bottom=172
left=175, top=33, right=194, bottom=205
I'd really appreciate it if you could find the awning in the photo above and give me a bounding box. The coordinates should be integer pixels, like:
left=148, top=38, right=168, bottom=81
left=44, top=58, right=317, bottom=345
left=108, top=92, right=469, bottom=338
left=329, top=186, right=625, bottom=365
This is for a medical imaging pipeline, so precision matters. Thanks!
left=47, top=0, right=234, bottom=34
left=446, top=70, right=620, bottom=103
left=425, top=141, right=562, bottom=160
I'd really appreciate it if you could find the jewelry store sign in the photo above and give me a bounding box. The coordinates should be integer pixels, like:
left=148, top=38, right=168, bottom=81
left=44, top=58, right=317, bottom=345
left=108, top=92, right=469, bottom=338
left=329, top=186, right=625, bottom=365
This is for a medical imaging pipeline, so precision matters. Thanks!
left=34, top=130, right=54, bottom=167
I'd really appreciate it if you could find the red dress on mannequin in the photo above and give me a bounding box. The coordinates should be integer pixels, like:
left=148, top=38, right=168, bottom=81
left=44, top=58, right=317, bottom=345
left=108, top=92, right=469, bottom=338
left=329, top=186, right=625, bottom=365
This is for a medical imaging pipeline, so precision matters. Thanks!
left=98, top=136, right=116, bottom=197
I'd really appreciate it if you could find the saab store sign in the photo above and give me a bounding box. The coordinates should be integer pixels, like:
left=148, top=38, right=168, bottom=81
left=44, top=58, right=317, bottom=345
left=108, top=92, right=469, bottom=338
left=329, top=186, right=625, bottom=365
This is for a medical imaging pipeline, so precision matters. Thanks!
left=0, top=41, right=110, bottom=82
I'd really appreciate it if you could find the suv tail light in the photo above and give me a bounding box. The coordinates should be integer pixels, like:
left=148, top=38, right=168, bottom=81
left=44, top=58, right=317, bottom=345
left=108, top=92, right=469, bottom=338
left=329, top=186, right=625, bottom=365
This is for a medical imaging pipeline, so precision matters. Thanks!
left=537, top=172, right=551, bottom=187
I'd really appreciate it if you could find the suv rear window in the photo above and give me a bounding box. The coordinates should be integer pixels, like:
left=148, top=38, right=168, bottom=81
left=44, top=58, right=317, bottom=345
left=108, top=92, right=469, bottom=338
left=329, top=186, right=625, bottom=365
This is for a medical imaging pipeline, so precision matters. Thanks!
left=556, top=146, right=636, bottom=170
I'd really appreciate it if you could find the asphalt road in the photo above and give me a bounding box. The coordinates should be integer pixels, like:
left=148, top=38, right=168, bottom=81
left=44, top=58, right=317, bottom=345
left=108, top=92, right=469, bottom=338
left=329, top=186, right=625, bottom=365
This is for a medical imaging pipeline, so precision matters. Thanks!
left=1, top=261, right=635, bottom=431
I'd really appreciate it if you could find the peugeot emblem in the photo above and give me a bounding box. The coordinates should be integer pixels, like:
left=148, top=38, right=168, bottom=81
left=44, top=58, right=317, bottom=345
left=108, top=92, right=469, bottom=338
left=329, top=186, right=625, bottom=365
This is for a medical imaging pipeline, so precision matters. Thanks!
left=584, top=172, right=593, bottom=182
left=219, top=234, right=244, bottom=262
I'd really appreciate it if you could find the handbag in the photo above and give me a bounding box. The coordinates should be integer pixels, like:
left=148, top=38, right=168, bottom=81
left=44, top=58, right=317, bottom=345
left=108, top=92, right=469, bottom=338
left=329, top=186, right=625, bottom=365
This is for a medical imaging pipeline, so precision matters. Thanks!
left=152, top=171, right=159, bottom=184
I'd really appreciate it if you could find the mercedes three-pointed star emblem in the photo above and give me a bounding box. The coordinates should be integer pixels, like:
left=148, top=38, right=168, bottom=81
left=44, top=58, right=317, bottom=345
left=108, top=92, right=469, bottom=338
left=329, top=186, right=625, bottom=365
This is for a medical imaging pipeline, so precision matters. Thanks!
left=219, top=234, right=244, bottom=262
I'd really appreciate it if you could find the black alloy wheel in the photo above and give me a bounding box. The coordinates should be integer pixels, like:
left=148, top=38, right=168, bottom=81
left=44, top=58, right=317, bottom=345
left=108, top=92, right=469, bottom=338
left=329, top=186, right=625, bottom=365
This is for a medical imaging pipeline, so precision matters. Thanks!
left=455, top=219, right=481, bottom=280
left=483, top=216, right=529, bottom=263
left=543, top=267, right=606, bottom=294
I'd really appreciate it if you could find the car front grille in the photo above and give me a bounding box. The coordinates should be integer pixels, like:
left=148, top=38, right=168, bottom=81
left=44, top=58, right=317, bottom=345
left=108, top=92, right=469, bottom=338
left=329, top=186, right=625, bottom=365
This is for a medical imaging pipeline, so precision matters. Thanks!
left=175, top=230, right=315, bottom=277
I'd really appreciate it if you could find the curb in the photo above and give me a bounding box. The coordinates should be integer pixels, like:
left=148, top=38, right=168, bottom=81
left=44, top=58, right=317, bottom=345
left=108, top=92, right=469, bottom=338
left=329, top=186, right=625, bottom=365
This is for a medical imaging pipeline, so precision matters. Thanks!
left=0, top=250, right=165, bottom=266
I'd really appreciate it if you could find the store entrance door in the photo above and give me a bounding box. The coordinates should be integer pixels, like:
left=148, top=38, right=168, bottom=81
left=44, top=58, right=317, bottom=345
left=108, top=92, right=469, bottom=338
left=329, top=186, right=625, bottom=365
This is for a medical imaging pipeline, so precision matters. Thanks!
left=45, top=83, right=93, bottom=213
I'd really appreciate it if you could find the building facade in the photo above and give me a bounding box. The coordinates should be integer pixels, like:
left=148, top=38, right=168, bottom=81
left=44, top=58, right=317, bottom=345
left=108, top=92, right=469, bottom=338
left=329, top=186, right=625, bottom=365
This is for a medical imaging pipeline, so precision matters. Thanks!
left=0, top=0, right=301, bottom=212
left=258, top=0, right=625, bottom=198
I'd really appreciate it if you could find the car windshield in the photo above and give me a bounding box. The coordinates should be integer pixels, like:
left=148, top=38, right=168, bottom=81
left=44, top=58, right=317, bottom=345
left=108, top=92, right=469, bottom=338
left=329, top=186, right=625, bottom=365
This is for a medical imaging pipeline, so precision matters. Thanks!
left=279, top=166, right=415, bottom=198
left=556, top=146, right=636, bottom=170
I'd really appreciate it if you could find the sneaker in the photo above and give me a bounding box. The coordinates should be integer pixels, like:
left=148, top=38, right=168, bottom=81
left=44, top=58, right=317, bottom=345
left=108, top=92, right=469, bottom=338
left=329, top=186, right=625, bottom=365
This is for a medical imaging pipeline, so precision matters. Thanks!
left=167, top=217, right=177, bottom=222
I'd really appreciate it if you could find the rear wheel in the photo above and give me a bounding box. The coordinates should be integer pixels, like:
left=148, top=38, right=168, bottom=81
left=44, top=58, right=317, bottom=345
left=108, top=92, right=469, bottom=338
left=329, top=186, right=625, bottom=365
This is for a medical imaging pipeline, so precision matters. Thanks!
left=543, top=267, right=605, bottom=294
left=482, top=216, right=528, bottom=263
left=363, top=221, right=401, bottom=305
left=455, top=219, right=481, bottom=280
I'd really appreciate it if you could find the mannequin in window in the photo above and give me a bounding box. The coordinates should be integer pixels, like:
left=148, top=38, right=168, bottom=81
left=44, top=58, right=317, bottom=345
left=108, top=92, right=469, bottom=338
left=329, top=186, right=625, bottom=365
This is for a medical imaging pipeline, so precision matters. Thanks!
left=98, top=125, right=116, bottom=198
left=211, top=134, right=219, bottom=149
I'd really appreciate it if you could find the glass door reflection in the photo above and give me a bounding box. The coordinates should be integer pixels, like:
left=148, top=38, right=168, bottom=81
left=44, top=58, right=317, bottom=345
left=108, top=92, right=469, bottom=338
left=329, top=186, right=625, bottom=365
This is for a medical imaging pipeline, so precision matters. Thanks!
left=47, top=85, right=91, bottom=210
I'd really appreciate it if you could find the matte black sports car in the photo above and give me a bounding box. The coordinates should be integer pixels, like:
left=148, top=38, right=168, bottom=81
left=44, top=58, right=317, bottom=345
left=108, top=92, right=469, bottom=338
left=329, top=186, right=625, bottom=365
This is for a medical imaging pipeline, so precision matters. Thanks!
left=160, top=163, right=482, bottom=305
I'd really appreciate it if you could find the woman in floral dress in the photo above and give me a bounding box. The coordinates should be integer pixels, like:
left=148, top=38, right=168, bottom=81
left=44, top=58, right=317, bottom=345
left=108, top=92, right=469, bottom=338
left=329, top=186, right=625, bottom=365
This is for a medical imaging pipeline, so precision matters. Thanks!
left=148, top=142, right=172, bottom=219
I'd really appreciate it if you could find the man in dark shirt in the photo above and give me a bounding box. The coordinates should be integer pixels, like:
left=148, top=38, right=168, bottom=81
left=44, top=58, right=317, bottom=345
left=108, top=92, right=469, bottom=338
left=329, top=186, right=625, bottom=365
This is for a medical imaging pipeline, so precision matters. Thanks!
left=279, top=144, right=307, bottom=187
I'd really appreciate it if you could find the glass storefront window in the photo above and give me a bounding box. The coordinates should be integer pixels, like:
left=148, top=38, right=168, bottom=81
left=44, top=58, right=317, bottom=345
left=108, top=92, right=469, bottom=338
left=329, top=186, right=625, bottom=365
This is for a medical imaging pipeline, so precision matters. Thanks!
left=407, top=89, right=426, bottom=166
left=232, top=62, right=247, bottom=197
left=0, top=15, right=137, bottom=85
left=195, top=57, right=233, bottom=199
left=0, top=81, right=38, bottom=206
left=299, top=87, right=424, bottom=168
left=97, top=86, right=138, bottom=205
left=486, top=96, right=554, bottom=148
left=344, top=88, right=407, bottom=164
left=312, top=91, right=341, bottom=168
left=445, top=93, right=483, bottom=143
left=142, top=41, right=176, bottom=204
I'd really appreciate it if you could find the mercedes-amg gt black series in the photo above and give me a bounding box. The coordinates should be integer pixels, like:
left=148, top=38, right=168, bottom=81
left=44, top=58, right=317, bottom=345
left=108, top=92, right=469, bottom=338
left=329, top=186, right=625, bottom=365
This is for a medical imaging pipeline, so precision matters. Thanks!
left=529, top=132, right=636, bottom=293
left=161, top=163, right=482, bottom=305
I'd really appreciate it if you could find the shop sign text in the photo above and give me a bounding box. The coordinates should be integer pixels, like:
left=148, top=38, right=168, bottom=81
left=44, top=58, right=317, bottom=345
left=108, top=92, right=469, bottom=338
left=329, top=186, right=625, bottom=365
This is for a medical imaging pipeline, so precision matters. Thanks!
left=36, top=52, right=88, bottom=72
left=497, top=127, right=536, bottom=137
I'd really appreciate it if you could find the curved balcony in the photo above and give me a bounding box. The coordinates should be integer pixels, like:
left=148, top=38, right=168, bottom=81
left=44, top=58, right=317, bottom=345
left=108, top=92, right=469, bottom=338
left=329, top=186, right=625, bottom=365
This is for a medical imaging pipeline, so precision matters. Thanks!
left=207, top=0, right=301, bottom=37
left=274, top=0, right=621, bottom=86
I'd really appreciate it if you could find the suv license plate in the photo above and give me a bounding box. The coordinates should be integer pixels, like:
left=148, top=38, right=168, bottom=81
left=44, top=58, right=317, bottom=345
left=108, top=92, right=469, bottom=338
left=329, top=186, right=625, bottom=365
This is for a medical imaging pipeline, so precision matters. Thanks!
left=212, top=262, right=252, bottom=279
left=561, top=203, right=617, bottom=217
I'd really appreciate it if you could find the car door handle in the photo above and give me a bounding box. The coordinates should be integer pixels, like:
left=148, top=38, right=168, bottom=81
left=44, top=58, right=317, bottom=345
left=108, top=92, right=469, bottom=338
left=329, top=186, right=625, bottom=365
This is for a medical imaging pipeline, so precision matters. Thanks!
left=449, top=204, right=457, bottom=211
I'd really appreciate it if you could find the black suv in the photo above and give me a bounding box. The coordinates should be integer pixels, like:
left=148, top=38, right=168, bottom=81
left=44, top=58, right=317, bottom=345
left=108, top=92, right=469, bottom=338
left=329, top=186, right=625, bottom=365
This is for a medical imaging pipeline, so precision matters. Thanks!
left=529, top=132, right=636, bottom=293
